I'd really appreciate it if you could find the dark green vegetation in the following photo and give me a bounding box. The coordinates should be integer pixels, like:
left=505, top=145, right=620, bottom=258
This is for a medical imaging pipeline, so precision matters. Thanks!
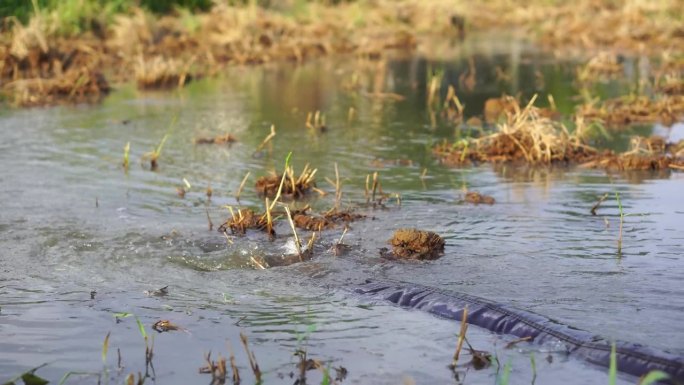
left=1, top=0, right=213, bottom=24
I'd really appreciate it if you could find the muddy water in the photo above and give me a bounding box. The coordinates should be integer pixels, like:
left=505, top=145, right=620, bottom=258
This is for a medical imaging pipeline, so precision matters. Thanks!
left=1, top=38, right=683, bottom=384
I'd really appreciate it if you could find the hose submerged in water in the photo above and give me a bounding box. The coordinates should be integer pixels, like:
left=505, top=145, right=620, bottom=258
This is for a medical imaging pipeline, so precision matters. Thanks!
left=352, top=279, right=684, bottom=382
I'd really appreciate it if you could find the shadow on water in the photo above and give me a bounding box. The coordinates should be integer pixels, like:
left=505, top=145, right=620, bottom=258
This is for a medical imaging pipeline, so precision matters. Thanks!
left=1, top=36, right=682, bottom=384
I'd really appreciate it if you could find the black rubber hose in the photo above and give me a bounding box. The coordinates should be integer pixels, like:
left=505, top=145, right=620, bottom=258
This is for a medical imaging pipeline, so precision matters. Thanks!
left=352, top=279, right=684, bottom=382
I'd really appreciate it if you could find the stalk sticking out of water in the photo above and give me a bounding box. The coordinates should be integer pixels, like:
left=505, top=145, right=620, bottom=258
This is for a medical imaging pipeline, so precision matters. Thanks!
left=452, top=307, right=468, bottom=367
left=371, top=172, right=379, bottom=202
left=239, top=333, right=261, bottom=383
left=348, top=106, right=356, bottom=123
left=267, top=152, right=293, bottom=213
left=334, top=162, right=341, bottom=209
left=615, top=192, right=624, bottom=255
left=337, top=227, right=348, bottom=245
left=236, top=171, right=250, bottom=202
left=199, top=352, right=227, bottom=384
left=142, top=134, right=168, bottom=170
left=205, top=206, right=213, bottom=231
left=102, top=332, right=110, bottom=364
left=254, top=124, right=276, bottom=155
left=265, top=198, right=274, bottom=240
left=123, top=142, right=130, bottom=171
left=227, top=342, right=240, bottom=385
left=283, top=205, right=302, bottom=260
left=305, top=110, right=326, bottom=131
left=591, top=192, right=609, bottom=215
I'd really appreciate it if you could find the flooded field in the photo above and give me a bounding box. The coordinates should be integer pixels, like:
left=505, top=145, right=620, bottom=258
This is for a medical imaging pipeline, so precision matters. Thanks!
left=1, top=37, right=683, bottom=385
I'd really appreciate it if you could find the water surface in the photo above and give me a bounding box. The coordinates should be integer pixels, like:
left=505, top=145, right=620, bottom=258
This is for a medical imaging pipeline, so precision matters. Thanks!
left=1, top=37, right=683, bottom=384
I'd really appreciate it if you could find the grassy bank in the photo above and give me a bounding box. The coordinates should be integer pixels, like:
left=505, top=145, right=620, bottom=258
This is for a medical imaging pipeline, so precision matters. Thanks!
left=0, top=0, right=682, bottom=107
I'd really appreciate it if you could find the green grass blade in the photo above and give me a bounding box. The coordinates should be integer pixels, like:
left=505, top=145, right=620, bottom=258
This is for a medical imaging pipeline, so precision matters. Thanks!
left=102, top=331, right=110, bottom=364
left=135, top=316, right=148, bottom=340
left=639, top=370, right=669, bottom=385
left=608, top=342, right=617, bottom=385
left=499, top=360, right=511, bottom=385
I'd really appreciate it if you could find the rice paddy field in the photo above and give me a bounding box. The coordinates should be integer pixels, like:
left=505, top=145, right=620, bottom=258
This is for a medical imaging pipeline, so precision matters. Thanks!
left=1, top=1, right=683, bottom=384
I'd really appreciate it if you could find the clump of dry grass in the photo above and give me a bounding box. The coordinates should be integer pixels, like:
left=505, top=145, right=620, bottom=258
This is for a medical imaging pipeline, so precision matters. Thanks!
left=1, top=18, right=110, bottom=106
left=217, top=207, right=272, bottom=237
left=467, top=0, right=684, bottom=55
left=3, top=0, right=682, bottom=107
left=434, top=95, right=598, bottom=166
left=135, top=55, right=194, bottom=89
left=290, top=206, right=365, bottom=232
left=576, top=94, right=684, bottom=128
left=255, top=164, right=318, bottom=200
left=580, top=136, right=684, bottom=171
left=3, top=65, right=109, bottom=106
left=576, top=52, right=625, bottom=84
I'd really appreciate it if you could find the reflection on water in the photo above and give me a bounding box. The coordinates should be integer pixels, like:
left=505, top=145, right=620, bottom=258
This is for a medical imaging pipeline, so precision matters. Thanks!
left=0, top=37, right=682, bottom=384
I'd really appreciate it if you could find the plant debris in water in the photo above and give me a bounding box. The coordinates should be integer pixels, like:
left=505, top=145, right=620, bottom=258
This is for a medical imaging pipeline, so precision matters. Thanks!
left=464, top=191, right=495, bottom=205
left=577, top=95, right=684, bottom=128
left=152, top=320, right=184, bottom=333
left=433, top=95, right=684, bottom=171
left=194, top=133, right=237, bottom=145
left=580, top=136, right=684, bottom=171
left=381, top=228, right=445, bottom=260
left=218, top=208, right=272, bottom=236
left=434, top=95, right=598, bottom=166
left=290, top=206, right=365, bottom=231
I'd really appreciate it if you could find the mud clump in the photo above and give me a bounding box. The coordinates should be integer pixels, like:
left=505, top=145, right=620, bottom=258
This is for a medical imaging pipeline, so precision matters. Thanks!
left=194, top=133, right=237, bottom=145
left=290, top=207, right=365, bottom=231
left=464, top=192, right=495, bottom=205
left=382, top=228, right=445, bottom=261
left=292, top=211, right=334, bottom=231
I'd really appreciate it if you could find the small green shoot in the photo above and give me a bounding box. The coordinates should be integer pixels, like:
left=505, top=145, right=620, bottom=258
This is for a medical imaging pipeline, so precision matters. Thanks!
left=498, top=360, right=511, bottom=385
left=639, top=370, right=670, bottom=385
left=113, top=312, right=133, bottom=320
left=3, top=363, right=49, bottom=385
left=320, top=366, right=331, bottom=385
left=135, top=316, right=148, bottom=340
left=56, top=371, right=100, bottom=385
left=123, top=141, right=130, bottom=170
left=102, top=331, right=110, bottom=364
left=530, top=353, right=537, bottom=385
left=609, top=342, right=617, bottom=385
left=268, top=151, right=293, bottom=212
